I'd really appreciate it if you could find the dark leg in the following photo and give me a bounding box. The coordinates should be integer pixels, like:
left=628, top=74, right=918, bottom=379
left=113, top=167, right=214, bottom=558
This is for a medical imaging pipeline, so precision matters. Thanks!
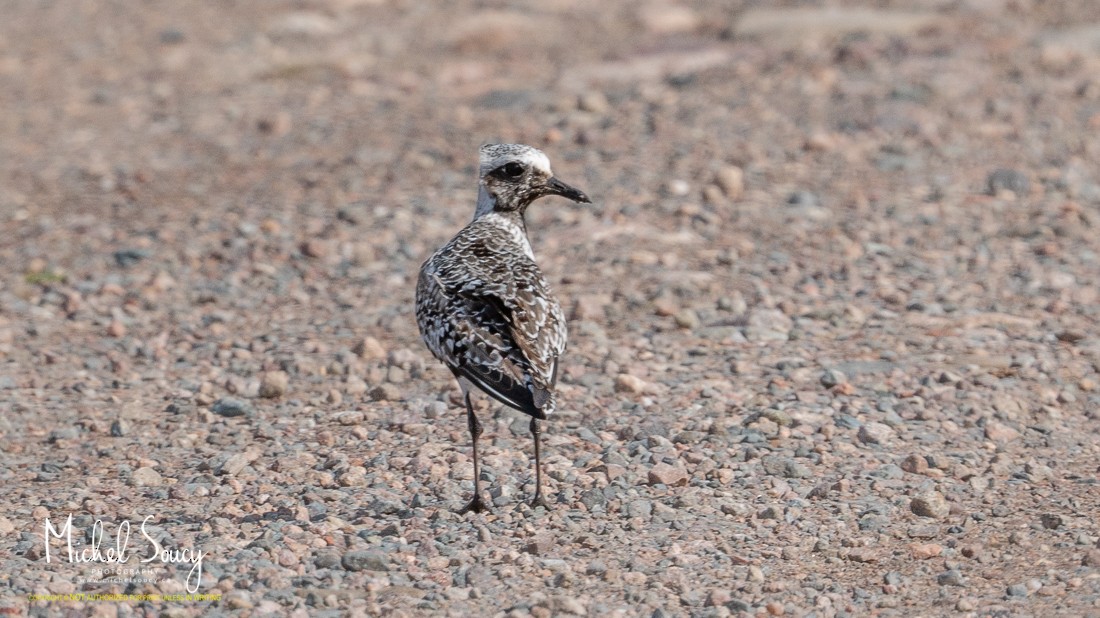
left=458, top=392, right=489, bottom=514
left=529, top=418, right=549, bottom=509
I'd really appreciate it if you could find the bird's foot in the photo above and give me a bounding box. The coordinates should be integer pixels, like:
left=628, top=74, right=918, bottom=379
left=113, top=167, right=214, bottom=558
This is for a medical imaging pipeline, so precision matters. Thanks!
left=458, top=494, right=490, bottom=515
left=529, top=494, right=550, bottom=510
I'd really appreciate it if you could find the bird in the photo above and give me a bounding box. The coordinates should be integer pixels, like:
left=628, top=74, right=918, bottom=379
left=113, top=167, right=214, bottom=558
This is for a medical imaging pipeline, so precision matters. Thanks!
left=415, top=143, right=590, bottom=513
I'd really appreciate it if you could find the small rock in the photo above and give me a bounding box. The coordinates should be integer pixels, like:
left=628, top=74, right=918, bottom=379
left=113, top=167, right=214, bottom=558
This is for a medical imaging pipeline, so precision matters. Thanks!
left=762, top=456, right=810, bottom=479
left=820, top=369, right=846, bottom=388
left=269, top=11, right=338, bottom=37
left=258, top=371, right=289, bottom=398
left=909, top=543, right=943, bottom=560
left=984, top=421, right=1020, bottom=443
left=900, top=454, right=928, bottom=474
left=110, top=419, right=129, bottom=437
left=107, top=319, right=126, bottom=338
left=987, top=168, right=1030, bottom=196
left=1006, top=583, right=1028, bottom=597
left=858, top=422, right=894, bottom=445
left=745, top=309, right=792, bottom=342
left=371, top=384, right=402, bottom=401
left=701, top=184, right=725, bottom=205
left=956, top=597, right=976, bottom=611
left=300, top=239, right=330, bottom=258
left=1040, top=513, right=1063, bottom=530
left=648, top=462, right=688, bottom=486
left=216, top=450, right=258, bottom=476
left=937, top=569, right=967, bottom=587
left=627, top=499, right=653, bottom=518
left=911, top=490, right=950, bottom=519
left=211, top=397, right=253, bottom=417
left=342, top=550, right=389, bottom=572
left=705, top=589, right=731, bottom=607
left=761, top=408, right=792, bottom=427
left=1083, top=549, right=1100, bottom=566
left=757, top=505, right=782, bottom=520
left=526, top=536, right=554, bottom=555
left=615, top=374, right=647, bottom=394
left=314, top=551, right=341, bottom=569
left=847, top=548, right=877, bottom=563
left=674, top=309, right=700, bottom=329
left=665, top=179, right=691, bottom=197
left=714, top=165, right=744, bottom=199
left=638, top=2, right=700, bottom=34
left=578, top=92, right=610, bottom=114
left=225, top=590, right=253, bottom=610
left=579, top=488, right=607, bottom=511
left=130, top=467, right=162, bottom=487
left=353, top=336, right=386, bottom=359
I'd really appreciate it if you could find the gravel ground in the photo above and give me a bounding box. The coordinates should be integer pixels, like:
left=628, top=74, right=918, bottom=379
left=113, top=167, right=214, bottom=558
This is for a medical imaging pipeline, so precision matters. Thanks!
left=3, top=1, right=1100, bottom=616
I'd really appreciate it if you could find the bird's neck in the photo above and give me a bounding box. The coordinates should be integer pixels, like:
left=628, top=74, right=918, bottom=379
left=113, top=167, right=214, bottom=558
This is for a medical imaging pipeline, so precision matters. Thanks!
left=474, top=185, right=496, bottom=219
left=474, top=186, right=528, bottom=234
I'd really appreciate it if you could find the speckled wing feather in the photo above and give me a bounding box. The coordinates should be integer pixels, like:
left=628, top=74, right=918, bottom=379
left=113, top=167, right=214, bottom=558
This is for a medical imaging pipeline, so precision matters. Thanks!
left=416, top=218, right=566, bottom=419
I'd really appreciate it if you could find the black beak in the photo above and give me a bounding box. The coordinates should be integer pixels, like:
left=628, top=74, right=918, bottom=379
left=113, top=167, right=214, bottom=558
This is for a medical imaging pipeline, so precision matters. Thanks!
left=545, top=176, right=591, bottom=204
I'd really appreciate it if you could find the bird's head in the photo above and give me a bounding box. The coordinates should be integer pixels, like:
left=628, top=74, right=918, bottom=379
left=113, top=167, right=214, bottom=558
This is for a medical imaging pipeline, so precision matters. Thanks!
left=477, top=144, right=591, bottom=214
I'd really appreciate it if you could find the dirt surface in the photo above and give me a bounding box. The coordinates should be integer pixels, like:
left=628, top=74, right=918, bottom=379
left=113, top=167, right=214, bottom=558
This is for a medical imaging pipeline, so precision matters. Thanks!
left=2, top=0, right=1100, bottom=616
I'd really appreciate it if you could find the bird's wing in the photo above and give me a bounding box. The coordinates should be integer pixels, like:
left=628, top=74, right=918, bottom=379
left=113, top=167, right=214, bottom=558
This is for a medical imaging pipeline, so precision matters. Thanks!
left=417, top=237, right=565, bottom=416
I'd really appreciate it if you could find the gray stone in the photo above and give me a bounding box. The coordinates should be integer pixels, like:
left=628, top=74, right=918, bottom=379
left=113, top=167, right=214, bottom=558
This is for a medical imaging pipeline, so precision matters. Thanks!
left=211, top=397, right=253, bottom=417
left=937, top=569, right=967, bottom=587
left=745, top=309, right=792, bottom=342
left=911, top=491, right=950, bottom=519
left=820, top=369, right=846, bottom=388
left=342, top=550, right=389, bottom=572
left=130, top=467, right=162, bottom=487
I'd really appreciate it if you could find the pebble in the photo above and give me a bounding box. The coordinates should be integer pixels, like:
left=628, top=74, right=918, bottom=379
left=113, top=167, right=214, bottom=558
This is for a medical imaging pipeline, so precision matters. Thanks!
left=910, top=490, right=950, bottom=519
left=258, top=371, right=289, bottom=398
left=909, top=543, right=943, bottom=559
left=937, top=569, right=967, bottom=587
left=1040, top=513, right=1063, bottom=530
left=314, top=551, right=341, bottom=569
left=986, top=168, right=1030, bottom=196
left=578, top=92, right=610, bottom=114
left=1005, top=583, right=1028, bottom=597
left=858, top=422, right=894, bottom=445
left=984, top=421, right=1020, bottom=443
left=353, top=336, right=386, bottom=359
left=900, top=454, right=928, bottom=474
left=637, top=3, right=700, bottom=34
left=714, top=165, right=744, bottom=199
left=674, top=309, right=700, bottom=329
left=762, top=456, right=811, bottom=479
left=847, top=548, right=877, bottom=563
left=342, top=550, right=389, bottom=572
left=371, top=384, right=402, bottom=401
left=211, top=397, right=253, bottom=417
left=1082, top=549, right=1100, bottom=566
left=820, top=369, right=846, bottom=388
left=648, top=462, right=688, bottom=486
left=110, top=419, right=129, bottom=437
left=225, top=590, right=253, bottom=610
left=526, top=537, right=554, bottom=555
left=130, top=467, right=162, bottom=487
left=614, top=374, right=648, bottom=394
left=745, top=309, right=792, bottom=342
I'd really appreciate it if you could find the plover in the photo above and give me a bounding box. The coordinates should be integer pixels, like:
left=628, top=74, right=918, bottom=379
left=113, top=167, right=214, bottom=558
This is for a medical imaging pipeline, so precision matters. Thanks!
left=415, top=143, right=590, bottom=513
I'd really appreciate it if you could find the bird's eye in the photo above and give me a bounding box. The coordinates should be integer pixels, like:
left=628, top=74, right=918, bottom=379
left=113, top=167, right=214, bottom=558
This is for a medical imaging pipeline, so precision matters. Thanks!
left=500, top=162, right=525, bottom=178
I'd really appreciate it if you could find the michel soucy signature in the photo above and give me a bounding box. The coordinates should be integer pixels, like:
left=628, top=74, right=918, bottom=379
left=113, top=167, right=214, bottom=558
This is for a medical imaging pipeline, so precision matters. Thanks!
left=43, top=515, right=207, bottom=593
